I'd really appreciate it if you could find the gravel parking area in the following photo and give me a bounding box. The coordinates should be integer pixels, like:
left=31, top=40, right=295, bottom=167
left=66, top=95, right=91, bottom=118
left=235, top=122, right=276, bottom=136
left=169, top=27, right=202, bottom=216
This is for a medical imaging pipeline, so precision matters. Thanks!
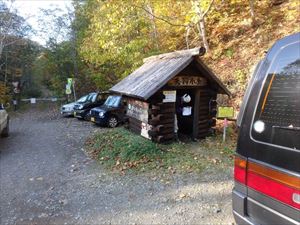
left=0, top=104, right=234, bottom=224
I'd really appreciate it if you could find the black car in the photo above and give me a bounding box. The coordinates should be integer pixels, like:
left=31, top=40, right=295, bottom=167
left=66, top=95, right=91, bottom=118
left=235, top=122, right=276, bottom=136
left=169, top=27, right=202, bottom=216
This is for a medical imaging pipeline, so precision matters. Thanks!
left=90, top=95, right=126, bottom=128
left=233, top=32, right=300, bottom=225
left=74, top=92, right=109, bottom=120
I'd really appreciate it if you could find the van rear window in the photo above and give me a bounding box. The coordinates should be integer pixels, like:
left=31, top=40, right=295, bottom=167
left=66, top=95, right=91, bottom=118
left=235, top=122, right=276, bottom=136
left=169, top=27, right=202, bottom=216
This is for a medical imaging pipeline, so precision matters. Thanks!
left=252, top=42, right=300, bottom=150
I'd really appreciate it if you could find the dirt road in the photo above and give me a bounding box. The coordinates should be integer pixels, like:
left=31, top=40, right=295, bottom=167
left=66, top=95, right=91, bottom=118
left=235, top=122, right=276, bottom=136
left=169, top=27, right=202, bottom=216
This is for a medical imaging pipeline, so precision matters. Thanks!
left=0, top=105, right=234, bottom=224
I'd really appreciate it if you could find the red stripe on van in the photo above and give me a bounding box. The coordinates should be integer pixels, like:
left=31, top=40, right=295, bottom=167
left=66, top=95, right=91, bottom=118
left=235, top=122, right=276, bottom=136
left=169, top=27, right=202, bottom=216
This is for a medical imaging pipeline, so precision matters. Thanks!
left=234, top=156, right=247, bottom=184
left=247, top=171, right=300, bottom=209
left=234, top=165, right=246, bottom=184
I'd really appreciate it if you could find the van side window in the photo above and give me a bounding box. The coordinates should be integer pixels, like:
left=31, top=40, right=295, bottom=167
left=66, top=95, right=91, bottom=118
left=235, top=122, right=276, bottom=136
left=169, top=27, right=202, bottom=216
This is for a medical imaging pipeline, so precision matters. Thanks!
left=252, top=42, right=300, bottom=150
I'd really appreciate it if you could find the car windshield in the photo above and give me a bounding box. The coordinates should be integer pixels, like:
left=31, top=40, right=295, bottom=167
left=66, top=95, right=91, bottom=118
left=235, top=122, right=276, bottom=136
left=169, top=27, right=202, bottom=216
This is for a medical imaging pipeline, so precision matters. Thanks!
left=77, top=95, right=88, bottom=103
left=104, top=95, right=121, bottom=107
left=87, top=93, right=97, bottom=102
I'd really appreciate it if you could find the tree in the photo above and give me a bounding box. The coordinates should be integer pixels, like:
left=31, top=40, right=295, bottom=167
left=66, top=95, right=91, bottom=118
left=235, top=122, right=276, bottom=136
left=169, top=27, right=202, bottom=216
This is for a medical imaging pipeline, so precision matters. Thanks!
left=0, top=1, right=32, bottom=61
left=249, top=0, right=256, bottom=25
left=192, top=0, right=215, bottom=52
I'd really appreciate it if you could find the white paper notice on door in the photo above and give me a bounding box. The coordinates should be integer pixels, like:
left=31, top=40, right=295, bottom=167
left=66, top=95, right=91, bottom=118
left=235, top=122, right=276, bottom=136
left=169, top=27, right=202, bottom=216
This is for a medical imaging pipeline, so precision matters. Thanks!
left=163, top=90, right=176, bottom=103
left=182, top=106, right=192, bottom=116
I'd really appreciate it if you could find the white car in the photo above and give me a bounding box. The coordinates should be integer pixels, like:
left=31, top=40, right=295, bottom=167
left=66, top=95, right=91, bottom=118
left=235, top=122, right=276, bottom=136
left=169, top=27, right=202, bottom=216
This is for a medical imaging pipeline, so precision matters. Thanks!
left=61, top=101, right=77, bottom=116
left=60, top=95, right=88, bottom=116
left=0, top=104, right=9, bottom=137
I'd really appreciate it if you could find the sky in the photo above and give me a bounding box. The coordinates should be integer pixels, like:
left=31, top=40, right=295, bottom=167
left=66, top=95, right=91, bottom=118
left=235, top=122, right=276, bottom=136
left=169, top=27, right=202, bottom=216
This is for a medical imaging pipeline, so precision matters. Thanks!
left=11, top=0, right=74, bottom=45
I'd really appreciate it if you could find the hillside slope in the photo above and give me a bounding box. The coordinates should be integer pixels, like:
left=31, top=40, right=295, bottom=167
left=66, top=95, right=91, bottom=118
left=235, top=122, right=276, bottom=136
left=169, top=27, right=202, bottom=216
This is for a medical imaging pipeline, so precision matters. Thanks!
left=203, top=0, right=300, bottom=108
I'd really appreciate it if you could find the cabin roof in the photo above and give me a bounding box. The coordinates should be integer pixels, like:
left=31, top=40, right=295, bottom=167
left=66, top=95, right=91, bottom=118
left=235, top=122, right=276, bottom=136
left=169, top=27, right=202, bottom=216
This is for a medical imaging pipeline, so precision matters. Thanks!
left=110, top=48, right=231, bottom=100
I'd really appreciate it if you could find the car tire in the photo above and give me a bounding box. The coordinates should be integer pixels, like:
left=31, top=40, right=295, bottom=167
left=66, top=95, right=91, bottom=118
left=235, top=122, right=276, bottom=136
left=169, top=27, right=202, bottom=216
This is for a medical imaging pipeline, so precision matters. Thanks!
left=1, top=119, right=9, bottom=137
left=107, top=116, right=118, bottom=128
left=84, top=113, right=91, bottom=121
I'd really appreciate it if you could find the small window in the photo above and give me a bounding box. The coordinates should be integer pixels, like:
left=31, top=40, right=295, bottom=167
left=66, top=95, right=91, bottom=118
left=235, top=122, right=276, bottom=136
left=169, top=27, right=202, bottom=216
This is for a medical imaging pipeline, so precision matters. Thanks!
left=87, top=93, right=97, bottom=102
left=251, top=42, right=300, bottom=150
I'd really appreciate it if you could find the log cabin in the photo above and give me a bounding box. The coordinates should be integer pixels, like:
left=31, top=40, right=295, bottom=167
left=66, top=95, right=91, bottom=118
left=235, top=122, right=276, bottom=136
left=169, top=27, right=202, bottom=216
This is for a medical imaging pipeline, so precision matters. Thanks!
left=110, top=47, right=231, bottom=143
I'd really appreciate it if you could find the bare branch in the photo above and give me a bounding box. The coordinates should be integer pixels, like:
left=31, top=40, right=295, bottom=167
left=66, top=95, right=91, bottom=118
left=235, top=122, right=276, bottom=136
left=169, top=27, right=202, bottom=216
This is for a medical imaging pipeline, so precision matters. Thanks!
left=202, top=0, right=215, bottom=18
left=132, top=4, right=187, bottom=28
left=185, top=26, right=191, bottom=49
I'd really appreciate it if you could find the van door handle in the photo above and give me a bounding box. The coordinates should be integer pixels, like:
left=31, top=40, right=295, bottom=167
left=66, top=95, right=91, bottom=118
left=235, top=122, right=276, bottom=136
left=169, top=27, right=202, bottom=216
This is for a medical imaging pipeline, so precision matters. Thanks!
left=292, top=193, right=300, bottom=204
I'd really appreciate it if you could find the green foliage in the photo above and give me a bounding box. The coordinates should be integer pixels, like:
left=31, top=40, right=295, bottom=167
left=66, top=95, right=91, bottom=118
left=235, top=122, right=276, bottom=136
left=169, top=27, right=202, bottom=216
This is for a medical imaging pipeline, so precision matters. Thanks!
left=76, top=0, right=299, bottom=101
left=86, top=128, right=162, bottom=164
left=77, top=0, right=195, bottom=90
left=225, top=48, right=234, bottom=58
left=0, top=82, right=11, bottom=104
left=79, top=1, right=153, bottom=88
left=9, top=0, right=298, bottom=107
left=22, top=85, right=42, bottom=98
left=235, top=69, right=247, bottom=85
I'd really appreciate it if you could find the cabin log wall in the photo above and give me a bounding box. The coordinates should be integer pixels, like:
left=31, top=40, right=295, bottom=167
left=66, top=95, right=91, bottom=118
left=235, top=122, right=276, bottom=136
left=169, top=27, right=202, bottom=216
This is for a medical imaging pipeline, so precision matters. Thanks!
left=197, top=87, right=217, bottom=139
left=148, top=92, right=175, bottom=143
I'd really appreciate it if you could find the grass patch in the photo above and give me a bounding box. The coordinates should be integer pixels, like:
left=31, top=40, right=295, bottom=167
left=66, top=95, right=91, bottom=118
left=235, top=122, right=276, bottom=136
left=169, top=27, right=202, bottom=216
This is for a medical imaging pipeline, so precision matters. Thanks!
left=85, top=127, right=236, bottom=175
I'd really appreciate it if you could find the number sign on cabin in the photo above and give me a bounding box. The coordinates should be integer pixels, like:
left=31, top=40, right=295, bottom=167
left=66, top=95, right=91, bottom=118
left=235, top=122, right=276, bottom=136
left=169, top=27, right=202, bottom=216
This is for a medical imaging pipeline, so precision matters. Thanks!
left=127, top=99, right=149, bottom=123
left=168, top=76, right=207, bottom=87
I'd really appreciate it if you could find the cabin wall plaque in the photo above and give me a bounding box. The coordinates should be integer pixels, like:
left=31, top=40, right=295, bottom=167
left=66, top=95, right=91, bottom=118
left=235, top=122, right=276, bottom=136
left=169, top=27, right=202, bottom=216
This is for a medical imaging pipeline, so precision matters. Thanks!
left=168, top=76, right=207, bottom=87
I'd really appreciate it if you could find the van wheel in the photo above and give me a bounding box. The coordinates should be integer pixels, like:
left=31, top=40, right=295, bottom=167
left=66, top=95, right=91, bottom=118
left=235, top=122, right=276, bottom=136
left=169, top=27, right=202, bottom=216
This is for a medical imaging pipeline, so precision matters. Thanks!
left=108, top=116, right=118, bottom=128
left=1, top=120, right=9, bottom=137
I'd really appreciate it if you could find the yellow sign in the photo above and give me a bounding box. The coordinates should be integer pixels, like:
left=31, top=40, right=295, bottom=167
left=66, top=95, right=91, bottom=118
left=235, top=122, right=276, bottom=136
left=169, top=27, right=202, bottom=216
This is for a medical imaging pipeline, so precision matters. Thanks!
left=217, top=107, right=234, bottom=118
left=66, top=78, right=73, bottom=95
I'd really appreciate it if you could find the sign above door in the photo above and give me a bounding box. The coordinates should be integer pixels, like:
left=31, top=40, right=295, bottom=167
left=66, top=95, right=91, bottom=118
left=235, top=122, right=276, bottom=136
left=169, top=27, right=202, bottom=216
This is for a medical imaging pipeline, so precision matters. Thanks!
left=168, top=76, right=207, bottom=87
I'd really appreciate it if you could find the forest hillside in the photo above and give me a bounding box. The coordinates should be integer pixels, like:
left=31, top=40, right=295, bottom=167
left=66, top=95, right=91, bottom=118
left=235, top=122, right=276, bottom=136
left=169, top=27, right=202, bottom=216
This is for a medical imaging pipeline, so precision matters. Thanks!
left=1, top=0, right=299, bottom=110
left=76, top=0, right=300, bottom=110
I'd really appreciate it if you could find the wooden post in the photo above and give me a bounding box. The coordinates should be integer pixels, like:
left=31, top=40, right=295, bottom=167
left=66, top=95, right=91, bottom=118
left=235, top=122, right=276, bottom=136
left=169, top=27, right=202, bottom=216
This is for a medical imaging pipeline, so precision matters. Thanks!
left=193, top=89, right=201, bottom=140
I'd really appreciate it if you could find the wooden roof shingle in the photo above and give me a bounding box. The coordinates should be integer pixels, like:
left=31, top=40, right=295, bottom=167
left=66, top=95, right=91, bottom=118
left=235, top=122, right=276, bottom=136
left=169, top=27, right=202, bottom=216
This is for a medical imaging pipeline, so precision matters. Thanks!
left=110, top=48, right=230, bottom=100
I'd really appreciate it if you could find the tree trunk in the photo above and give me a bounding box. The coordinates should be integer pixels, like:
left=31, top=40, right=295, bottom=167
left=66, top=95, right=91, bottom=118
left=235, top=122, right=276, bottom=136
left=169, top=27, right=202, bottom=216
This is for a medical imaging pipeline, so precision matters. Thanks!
left=198, top=18, right=209, bottom=52
left=194, top=1, right=213, bottom=52
left=0, top=41, right=4, bottom=60
left=146, top=4, right=159, bottom=49
left=249, top=0, right=256, bottom=25
left=185, top=26, right=191, bottom=49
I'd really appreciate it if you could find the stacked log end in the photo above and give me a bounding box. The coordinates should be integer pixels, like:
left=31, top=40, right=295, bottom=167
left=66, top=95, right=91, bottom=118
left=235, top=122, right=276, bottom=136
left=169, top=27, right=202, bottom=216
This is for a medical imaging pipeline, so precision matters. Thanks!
left=148, top=102, right=175, bottom=143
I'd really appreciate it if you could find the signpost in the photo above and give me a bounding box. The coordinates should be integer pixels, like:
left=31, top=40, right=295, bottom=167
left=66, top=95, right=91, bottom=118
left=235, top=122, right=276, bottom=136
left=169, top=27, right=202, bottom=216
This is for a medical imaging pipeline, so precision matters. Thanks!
left=217, top=106, right=234, bottom=119
left=65, top=78, right=76, bottom=101
left=217, top=106, right=234, bottom=142
left=30, top=98, right=36, bottom=104
left=65, top=84, right=72, bottom=95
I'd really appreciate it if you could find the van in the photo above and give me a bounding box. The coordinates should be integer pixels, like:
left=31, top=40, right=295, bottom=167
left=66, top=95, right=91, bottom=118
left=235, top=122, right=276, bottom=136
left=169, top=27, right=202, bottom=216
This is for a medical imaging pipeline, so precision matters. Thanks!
left=232, top=32, right=300, bottom=224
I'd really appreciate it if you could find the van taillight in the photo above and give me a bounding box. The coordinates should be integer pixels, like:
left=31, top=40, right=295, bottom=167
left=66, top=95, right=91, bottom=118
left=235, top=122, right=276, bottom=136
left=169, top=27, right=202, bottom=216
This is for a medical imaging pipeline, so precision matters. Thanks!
left=234, top=155, right=300, bottom=209
left=234, top=156, right=247, bottom=185
left=247, top=161, right=300, bottom=209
